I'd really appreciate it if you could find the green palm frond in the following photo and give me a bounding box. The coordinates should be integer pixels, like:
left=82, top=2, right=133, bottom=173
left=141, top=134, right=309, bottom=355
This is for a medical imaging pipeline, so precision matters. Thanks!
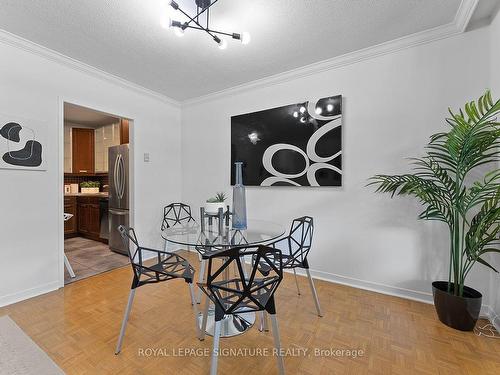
left=464, top=196, right=500, bottom=275
left=368, top=173, right=453, bottom=223
left=462, top=170, right=500, bottom=213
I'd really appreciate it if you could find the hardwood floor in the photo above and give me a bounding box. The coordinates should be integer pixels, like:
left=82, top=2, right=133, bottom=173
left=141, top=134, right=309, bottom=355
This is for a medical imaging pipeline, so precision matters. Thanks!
left=1, top=250, right=499, bottom=375
left=64, top=237, right=129, bottom=284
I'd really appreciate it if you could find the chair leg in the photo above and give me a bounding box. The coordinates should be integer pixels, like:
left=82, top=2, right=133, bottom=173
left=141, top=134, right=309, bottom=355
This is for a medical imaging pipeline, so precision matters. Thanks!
left=240, top=255, right=249, bottom=280
left=115, top=288, right=136, bottom=354
left=64, top=254, right=76, bottom=278
left=210, top=319, right=222, bottom=375
left=259, top=311, right=269, bottom=332
left=292, top=269, right=300, bottom=295
left=197, top=259, right=206, bottom=304
left=305, top=269, right=323, bottom=317
left=270, top=314, right=285, bottom=375
left=199, top=294, right=210, bottom=341
left=161, top=240, right=168, bottom=260
left=188, top=283, right=201, bottom=338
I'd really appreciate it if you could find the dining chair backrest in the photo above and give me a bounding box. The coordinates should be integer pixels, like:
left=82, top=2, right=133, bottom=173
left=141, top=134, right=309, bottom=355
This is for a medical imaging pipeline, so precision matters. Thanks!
left=289, top=216, right=313, bottom=263
left=267, top=216, right=313, bottom=268
left=161, top=203, right=194, bottom=230
left=118, top=225, right=143, bottom=270
left=202, top=245, right=283, bottom=315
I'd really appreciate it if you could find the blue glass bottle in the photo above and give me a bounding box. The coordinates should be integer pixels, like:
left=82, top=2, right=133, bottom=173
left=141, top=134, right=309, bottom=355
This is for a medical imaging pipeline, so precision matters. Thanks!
left=232, top=162, right=247, bottom=230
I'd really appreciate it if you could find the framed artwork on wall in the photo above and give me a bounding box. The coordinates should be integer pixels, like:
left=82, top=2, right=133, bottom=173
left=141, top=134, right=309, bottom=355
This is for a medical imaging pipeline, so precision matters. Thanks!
left=0, top=113, right=47, bottom=171
left=231, top=95, right=342, bottom=186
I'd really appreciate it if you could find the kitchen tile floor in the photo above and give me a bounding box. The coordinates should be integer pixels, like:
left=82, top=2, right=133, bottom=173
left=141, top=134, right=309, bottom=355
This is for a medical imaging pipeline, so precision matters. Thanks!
left=64, top=237, right=129, bottom=284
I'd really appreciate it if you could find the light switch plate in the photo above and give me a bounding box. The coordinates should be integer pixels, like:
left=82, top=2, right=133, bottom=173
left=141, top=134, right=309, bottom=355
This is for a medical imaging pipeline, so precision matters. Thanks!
left=144, top=153, right=150, bottom=162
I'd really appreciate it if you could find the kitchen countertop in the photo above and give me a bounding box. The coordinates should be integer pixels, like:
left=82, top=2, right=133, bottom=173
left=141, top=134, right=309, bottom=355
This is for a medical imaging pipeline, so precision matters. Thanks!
left=65, top=192, right=109, bottom=198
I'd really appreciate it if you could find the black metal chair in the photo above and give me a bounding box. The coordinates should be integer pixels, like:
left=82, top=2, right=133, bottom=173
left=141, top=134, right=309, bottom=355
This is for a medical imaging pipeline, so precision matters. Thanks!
left=198, top=245, right=285, bottom=375
left=115, top=226, right=200, bottom=354
left=161, top=203, right=224, bottom=303
left=161, top=203, right=195, bottom=252
left=161, top=202, right=195, bottom=231
left=265, top=216, right=322, bottom=317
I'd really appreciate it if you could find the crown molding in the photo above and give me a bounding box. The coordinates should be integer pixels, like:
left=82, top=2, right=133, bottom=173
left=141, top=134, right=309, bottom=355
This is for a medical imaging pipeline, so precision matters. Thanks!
left=183, top=0, right=480, bottom=107
left=455, top=0, right=479, bottom=32
left=0, top=28, right=181, bottom=108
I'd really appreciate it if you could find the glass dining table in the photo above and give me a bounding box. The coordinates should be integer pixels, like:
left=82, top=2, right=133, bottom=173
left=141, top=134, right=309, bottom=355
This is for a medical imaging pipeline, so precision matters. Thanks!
left=161, top=219, right=285, bottom=338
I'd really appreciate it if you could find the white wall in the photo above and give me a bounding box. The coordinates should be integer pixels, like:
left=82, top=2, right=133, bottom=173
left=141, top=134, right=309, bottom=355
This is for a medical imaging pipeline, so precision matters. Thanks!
left=488, top=8, right=500, bottom=327
left=181, top=27, right=495, bottom=305
left=0, top=35, right=182, bottom=306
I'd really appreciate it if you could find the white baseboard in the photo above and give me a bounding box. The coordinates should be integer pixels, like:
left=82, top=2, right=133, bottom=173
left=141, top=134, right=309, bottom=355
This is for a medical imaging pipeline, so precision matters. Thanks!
left=0, top=281, right=60, bottom=308
left=291, top=267, right=434, bottom=304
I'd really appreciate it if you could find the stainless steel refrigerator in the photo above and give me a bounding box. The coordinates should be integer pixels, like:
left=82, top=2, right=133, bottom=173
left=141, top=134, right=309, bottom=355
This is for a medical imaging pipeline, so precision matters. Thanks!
left=108, top=144, right=129, bottom=255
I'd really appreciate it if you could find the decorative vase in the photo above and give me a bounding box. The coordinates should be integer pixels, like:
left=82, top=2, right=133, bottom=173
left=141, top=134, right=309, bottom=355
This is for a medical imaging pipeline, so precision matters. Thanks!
left=232, top=162, right=247, bottom=230
left=432, top=281, right=482, bottom=331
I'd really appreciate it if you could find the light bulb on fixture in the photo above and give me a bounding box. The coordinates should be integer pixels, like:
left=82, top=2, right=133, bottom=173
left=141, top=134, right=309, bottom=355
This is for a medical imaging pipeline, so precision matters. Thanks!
left=299, top=106, right=306, bottom=114
left=293, top=111, right=299, bottom=118
left=315, top=107, right=322, bottom=115
left=326, top=104, right=334, bottom=112
left=300, top=117, right=307, bottom=123
left=169, top=0, right=179, bottom=10
left=218, top=39, right=228, bottom=50
left=161, top=17, right=170, bottom=29
left=174, top=27, right=185, bottom=37
left=241, top=32, right=251, bottom=45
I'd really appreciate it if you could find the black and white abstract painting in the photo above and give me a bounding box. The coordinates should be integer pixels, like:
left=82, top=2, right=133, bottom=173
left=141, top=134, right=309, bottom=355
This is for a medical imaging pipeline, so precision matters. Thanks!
left=231, top=95, right=342, bottom=186
left=0, top=113, right=46, bottom=170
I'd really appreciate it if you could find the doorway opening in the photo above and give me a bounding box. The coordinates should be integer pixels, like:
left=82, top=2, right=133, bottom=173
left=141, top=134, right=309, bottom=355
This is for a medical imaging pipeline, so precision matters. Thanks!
left=63, top=102, right=132, bottom=284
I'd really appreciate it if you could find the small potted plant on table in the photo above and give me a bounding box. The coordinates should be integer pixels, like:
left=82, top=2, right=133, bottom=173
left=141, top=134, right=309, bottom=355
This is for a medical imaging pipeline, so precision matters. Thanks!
left=205, top=192, right=227, bottom=214
left=80, top=181, right=101, bottom=194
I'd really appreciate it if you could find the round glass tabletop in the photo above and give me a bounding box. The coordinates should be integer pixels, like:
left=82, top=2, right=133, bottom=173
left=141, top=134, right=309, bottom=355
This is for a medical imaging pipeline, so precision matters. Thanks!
left=161, top=219, right=285, bottom=248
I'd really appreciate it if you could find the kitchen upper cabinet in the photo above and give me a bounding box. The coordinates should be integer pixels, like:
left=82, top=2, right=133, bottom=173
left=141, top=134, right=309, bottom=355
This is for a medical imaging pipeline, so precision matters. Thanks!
left=72, top=128, right=95, bottom=174
left=120, top=119, right=129, bottom=145
left=95, top=123, right=121, bottom=172
left=64, top=122, right=122, bottom=173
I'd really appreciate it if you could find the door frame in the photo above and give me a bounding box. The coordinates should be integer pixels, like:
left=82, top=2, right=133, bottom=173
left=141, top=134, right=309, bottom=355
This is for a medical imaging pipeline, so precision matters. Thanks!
left=58, top=97, right=135, bottom=287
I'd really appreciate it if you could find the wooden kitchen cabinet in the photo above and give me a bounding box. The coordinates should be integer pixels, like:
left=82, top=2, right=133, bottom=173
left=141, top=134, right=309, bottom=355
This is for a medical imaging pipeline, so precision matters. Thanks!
left=77, top=196, right=101, bottom=241
left=64, top=196, right=77, bottom=237
left=120, top=119, right=129, bottom=145
left=72, top=128, right=95, bottom=174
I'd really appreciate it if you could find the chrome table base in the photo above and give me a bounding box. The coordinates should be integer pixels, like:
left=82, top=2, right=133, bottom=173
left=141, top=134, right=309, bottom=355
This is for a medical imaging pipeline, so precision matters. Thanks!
left=198, top=307, right=255, bottom=337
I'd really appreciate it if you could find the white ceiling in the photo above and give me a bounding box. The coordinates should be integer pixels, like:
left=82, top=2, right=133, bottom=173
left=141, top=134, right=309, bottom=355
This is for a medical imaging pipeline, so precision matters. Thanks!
left=0, top=1, right=496, bottom=101
left=64, top=102, right=120, bottom=126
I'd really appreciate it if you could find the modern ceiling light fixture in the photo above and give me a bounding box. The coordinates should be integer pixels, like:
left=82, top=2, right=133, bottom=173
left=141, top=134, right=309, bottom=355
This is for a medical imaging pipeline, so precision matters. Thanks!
left=168, top=0, right=250, bottom=49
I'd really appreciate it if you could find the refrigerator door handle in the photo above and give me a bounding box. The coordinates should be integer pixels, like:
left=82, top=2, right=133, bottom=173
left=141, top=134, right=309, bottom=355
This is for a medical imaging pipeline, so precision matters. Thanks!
left=113, top=153, right=120, bottom=200
left=109, top=209, right=128, bottom=216
left=118, top=154, right=125, bottom=200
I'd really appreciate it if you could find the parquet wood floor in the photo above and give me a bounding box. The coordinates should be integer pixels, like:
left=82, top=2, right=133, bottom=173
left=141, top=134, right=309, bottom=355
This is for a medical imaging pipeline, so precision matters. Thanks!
left=1, top=250, right=499, bottom=374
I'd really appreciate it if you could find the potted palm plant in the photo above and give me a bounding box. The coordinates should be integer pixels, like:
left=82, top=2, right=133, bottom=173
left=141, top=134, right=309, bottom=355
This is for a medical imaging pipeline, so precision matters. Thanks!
left=369, top=90, right=500, bottom=331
